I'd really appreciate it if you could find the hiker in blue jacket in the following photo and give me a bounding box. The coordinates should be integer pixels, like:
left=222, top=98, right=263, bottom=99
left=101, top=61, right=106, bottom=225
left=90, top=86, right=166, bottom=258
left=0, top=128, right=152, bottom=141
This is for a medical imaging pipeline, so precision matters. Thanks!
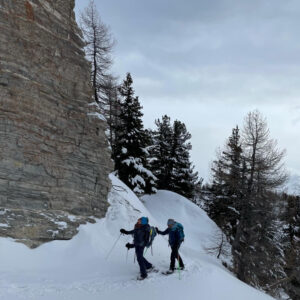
left=120, top=217, right=153, bottom=280
left=156, top=219, right=185, bottom=273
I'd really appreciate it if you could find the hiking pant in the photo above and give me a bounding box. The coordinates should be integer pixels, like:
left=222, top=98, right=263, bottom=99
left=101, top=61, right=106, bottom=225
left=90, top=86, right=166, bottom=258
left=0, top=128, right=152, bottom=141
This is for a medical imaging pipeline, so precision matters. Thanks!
left=170, top=243, right=184, bottom=270
left=135, top=246, right=152, bottom=277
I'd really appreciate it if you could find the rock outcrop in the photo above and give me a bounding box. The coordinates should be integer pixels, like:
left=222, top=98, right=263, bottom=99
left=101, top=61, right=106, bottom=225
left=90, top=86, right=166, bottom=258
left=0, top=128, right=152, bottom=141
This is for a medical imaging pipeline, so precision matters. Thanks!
left=0, top=0, right=113, bottom=247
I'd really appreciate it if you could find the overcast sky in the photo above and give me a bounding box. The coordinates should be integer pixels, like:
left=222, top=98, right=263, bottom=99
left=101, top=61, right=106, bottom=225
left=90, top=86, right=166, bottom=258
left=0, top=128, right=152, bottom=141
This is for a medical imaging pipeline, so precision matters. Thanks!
left=75, top=0, right=300, bottom=182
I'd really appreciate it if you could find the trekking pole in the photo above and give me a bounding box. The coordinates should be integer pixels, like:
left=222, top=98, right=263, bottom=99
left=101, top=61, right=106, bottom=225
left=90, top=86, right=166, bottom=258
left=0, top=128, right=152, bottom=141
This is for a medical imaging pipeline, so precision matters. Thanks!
left=144, top=247, right=149, bottom=256
left=106, top=233, right=122, bottom=260
left=126, top=249, right=129, bottom=263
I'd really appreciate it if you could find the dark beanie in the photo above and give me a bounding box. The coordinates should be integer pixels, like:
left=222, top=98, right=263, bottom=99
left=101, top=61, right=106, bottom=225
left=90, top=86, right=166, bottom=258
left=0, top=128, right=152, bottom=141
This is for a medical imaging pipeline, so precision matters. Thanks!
left=167, top=219, right=175, bottom=226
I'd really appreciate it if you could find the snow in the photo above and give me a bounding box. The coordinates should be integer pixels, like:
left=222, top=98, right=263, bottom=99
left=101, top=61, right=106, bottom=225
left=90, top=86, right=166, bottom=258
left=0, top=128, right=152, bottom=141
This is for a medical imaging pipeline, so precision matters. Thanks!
left=228, top=206, right=240, bottom=215
left=56, top=221, right=68, bottom=229
left=87, top=112, right=106, bottom=121
left=0, top=174, right=274, bottom=300
left=67, top=215, right=78, bottom=222
left=131, top=175, right=146, bottom=186
left=122, top=157, right=157, bottom=179
left=88, top=101, right=99, bottom=107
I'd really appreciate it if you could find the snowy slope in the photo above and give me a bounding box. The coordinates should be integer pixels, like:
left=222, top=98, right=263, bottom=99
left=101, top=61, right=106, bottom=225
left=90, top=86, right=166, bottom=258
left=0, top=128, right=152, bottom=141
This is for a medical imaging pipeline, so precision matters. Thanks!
left=0, top=174, right=274, bottom=300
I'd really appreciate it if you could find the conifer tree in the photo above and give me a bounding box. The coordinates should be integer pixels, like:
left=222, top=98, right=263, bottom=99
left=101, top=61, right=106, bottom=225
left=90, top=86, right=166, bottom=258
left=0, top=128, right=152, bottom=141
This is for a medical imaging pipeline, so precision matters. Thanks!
left=209, top=112, right=288, bottom=290
left=102, top=75, right=120, bottom=151
left=171, top=120, right=199, bottom=198
left=150, top=116, right=198, bottom=198
left=282, top=194, right=300, bottom=300
left=80, top=0, right=114, bottom=105
left=210, top=126, right=243, bottom=239
left=150, top=115, right=173, bottom=190
left=114, top=73, right=156, bottom=194
left=232, top=110, right=287, bottom=285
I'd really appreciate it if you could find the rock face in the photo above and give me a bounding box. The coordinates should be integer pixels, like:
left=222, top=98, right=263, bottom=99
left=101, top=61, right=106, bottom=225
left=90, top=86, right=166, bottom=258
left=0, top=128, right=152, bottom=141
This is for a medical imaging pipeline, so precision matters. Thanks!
left=0, top=0, right=113, bottom=247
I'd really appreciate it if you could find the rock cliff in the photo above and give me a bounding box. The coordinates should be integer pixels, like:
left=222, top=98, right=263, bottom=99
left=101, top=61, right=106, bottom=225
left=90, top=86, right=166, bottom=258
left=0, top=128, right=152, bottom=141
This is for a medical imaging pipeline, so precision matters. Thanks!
left=0, top=0, right=113, bottom=248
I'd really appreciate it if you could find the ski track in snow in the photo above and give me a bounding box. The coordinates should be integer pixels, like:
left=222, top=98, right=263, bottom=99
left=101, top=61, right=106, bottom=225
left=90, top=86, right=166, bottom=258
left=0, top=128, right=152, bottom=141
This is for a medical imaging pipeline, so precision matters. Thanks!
left=0, top=174, right=274, bottom=300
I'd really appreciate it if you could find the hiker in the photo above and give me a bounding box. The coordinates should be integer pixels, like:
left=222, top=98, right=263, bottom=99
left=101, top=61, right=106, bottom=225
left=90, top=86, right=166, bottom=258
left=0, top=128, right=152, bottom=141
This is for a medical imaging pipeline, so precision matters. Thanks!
left=120, top=217, right=154, bottom=280
left=156, top=219, right=185, bottom=274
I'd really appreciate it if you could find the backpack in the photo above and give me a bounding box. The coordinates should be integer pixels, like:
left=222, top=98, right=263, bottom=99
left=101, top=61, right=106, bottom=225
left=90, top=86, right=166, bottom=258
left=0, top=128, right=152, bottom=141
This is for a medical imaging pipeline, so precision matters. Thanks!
left=145, top=226, right=157, bottom=248
left=174, top=222, right=185, bottom=242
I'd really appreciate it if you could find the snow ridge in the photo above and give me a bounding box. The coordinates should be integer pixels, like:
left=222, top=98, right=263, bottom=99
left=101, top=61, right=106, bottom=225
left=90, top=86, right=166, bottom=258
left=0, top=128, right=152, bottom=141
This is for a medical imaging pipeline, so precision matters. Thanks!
left=0, top=174, right=274, bottom=300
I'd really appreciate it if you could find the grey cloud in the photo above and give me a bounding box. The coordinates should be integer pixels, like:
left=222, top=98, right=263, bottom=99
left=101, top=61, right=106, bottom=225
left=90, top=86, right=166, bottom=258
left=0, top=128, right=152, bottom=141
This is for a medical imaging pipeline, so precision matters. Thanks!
left=75, top=0, right=300, bottom=179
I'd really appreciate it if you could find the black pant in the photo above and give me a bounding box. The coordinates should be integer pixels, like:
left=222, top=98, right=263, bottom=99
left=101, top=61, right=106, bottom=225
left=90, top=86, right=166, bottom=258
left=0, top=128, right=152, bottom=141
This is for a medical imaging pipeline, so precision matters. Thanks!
left=135, top=246, right=152, bottom=277
left=170, top=243, right=184, bottom=270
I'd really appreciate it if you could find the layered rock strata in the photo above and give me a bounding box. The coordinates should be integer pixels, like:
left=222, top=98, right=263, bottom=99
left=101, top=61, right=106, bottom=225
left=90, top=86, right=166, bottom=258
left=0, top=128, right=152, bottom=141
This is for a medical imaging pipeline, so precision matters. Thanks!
left=0, top=0, right=113, bottom=247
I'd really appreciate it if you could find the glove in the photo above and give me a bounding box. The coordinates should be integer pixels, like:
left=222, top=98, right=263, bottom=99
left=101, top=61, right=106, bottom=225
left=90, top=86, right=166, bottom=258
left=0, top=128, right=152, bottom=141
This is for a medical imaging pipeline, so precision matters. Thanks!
left=120, top=229, right=126, bottom=234
left=126, top=242, right=134, bottom=249
left=155, top=227, right=159, bottom=233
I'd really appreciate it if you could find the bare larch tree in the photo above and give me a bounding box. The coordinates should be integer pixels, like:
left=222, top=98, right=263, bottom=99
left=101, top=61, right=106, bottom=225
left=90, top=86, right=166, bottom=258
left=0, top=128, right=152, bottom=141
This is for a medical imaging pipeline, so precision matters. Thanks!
left=232, top=110, right=288, bottom=286
left=80, top=0, right=115, bottom=106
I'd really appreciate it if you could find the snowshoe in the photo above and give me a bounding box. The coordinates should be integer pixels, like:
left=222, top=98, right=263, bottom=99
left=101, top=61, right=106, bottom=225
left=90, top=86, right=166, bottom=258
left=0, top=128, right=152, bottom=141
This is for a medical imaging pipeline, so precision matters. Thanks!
left=147, top=266, right=159, bottom=273
left=162, top=267, right=185, bottom=275
left=161, top=269, right=174, bottom=275
left=137, top=274, right=147, bottom=281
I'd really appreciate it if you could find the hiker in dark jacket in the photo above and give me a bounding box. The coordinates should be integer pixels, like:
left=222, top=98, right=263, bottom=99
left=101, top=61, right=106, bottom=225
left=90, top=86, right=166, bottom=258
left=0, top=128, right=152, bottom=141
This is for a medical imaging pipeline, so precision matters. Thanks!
left=120, top=217, right=153, bottom=280
left=156, top=219, right=185, bottom=273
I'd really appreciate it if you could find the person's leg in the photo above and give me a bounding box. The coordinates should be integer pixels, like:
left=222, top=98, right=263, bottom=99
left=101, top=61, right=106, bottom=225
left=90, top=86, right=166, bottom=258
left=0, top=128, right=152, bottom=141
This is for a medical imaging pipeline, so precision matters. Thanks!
left=136, top=246, right=147, bottom=277
left=143, top=256, right=152, bottom=269
left=170, top=245, right=176, bottom=270
left=171, top=244, right=184, bottom=269
left=177, top=244, right=184, bottom=268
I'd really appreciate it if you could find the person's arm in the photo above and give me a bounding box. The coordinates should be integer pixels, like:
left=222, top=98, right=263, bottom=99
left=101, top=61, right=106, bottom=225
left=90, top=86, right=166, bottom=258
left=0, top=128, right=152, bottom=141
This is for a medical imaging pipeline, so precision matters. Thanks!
left=156, top=227, right=170, bottom=235
left=120, top=228, right=134, bottom=235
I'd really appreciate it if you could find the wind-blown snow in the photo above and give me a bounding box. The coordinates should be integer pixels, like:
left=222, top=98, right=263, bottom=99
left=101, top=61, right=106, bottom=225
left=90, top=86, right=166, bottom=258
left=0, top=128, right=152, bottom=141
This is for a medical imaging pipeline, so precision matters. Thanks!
left=0, top=174, right=274, bottom=300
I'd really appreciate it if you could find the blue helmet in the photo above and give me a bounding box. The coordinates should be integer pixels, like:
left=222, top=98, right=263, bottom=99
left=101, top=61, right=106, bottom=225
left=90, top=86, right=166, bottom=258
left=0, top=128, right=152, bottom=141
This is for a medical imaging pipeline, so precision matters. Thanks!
left=140, top=217, right=149, bottom=225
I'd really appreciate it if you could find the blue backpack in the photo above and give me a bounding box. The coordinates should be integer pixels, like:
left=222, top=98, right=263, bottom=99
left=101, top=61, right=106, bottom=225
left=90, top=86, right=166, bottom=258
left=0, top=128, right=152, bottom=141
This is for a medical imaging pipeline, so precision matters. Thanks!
left=174, top=222, right=185, bottom=242
left=146, top=226, right=157, bottom=248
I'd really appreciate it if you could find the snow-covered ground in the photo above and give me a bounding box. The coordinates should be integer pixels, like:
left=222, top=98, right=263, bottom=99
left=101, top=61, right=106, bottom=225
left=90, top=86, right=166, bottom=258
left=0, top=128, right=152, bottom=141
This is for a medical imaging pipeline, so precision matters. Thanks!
left=0, top=174, right=274, bottom=300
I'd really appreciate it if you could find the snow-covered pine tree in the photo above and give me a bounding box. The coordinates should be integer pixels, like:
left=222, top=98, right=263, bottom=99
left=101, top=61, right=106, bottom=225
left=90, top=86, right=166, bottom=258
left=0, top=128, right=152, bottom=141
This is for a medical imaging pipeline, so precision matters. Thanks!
left=150, top=116, right=198, bottom=198
left=143, top=129, right=158, bottom=194
left=114, top=73, right=156, bottom=194
left=150, top=115, right=173, bottom=190
left=209, top=126, right=243, bottom=240
left=170, top=120, right=199, bottom=199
